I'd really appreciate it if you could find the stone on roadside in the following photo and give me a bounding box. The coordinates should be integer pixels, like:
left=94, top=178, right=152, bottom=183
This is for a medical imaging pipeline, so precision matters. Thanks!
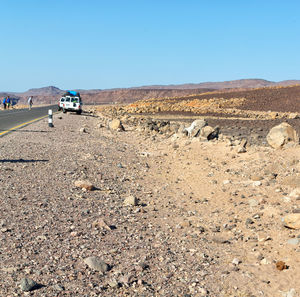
left=281, top=288, right=297, bottom=297
left=276, top=261, right=287, bottom=271
left=288, top=112, right=299, bottom=119
left=124, top=195, right=138, bottom=206
left=232, top=258, right=241, bottom=265
left=198, top=288, right=208, bottom=296
left=287, top=238, right=299, bottom=245
left=84, top=256, right=109, bottom=273
left=20, top=278, right=38, bottom=292
left=236, top=145, right=246, bottom=153
left=289, top=188, right=300, bottom=199
left=184, top=119, right=207, bottom=137
left=53, top=284, right=65, bottom=291
left=283, top=213, right=300, bottom=229
left=80, top=127, right=87, bottom=134
left=200, top=126, right=219, bottom=140
left=74, top=180, right=95, bottom=191
left=266, top=122, right=299, bottom=149
left=92, top=218, right=112, bottom=230
left=109, top=119, right=125, bottom=131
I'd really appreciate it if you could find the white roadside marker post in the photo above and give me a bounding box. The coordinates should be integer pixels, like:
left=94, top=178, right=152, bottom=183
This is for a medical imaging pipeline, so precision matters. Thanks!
left=48, top=109, right=54, bottom=127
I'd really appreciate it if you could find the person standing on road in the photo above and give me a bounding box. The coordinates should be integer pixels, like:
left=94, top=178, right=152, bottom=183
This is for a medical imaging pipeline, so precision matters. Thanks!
left=3, top=97, right=7, bottom=109
left=6, top=96, right=11, bottom=109
left=28, top=96, right=33, bottom=110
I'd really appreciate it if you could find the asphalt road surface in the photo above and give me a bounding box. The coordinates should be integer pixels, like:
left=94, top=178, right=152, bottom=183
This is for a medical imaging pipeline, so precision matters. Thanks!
left=0, top=105, right=58, bottom=135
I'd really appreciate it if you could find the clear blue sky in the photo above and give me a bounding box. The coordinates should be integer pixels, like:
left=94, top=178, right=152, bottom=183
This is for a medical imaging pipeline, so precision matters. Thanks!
left=1, top=0, right=300, bottom=92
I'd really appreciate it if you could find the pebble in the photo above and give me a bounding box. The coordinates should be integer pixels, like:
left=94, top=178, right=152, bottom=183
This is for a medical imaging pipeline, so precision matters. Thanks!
left=53, top=284, right=65, bottom=291
left=198, top=287, right=208, bottom=296
left=84, top=256, right=109, bottom=273
left=232, top=258, right=241, bottom=265
left=253, top=181, right=262, bottom=186
left=124, top=195, right=138, bottom=206
left=249, top=199, right=259, bottom=207
left=20, top=278, right=38, bottom=292
left=287, top=238, right=300, bottom=245
left=281, top=288, right=297, bottom=297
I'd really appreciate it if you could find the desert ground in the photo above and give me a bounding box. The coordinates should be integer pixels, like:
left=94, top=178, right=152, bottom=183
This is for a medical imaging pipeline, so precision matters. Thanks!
left=1, top=85, right=300, bottom=296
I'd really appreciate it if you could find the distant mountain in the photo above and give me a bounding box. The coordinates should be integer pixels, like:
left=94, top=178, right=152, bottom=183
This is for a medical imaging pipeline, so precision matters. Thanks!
left=24, top=86, right=63, bottom=96
left=134, top=79, right=300, bottom=90
left=1, top=79, right=300, bottom=105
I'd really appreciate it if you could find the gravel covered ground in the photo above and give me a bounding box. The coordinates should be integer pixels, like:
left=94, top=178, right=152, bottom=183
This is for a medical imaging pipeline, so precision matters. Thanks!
left=0, top=112, right=224, bottom=296
left=1, top=110, right=300, bottom=297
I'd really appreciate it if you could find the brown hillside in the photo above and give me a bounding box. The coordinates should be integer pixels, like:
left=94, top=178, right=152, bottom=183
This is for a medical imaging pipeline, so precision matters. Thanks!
left=126, top=85, right=300, bottom=113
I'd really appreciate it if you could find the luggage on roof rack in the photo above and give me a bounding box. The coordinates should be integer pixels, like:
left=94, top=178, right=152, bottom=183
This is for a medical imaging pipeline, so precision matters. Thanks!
left=64, top=90, right=80, bottom=97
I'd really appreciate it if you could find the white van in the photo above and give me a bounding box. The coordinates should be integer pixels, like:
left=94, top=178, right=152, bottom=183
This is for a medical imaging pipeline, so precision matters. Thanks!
left=58, top=96, right=82, bottom=114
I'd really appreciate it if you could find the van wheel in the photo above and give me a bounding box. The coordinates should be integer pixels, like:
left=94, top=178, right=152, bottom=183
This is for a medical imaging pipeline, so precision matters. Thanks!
left=76, top=110, right=82, bottom=115
left=63, top=108, right=67, bottom=113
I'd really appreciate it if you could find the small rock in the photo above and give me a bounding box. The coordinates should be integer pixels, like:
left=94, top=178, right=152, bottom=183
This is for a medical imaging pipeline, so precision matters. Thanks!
left=107, top=278, right=119, bottom=288
left=74, top=180, right=95, bottom=191
left=53, top=284, right=65, bottom=291
left=251, top=175, right=263, bottom=181
left=92, top=218, right=112, bottom=230
left=249, top=199, right=259, bottom=207
left=283, top=213, right=300, bottom=229
left=276, top=261, right=287, bottom=271
left=20, top=278, right=38, bottom=292
left=198, top=287, right=208, bottom=296
left=223, top=180, right=231, bottom=185
left=261, top=258, right=271, bottom=265
left=237, top=146, right=246, bottom=153
left=124, top=195, right=138, bottom=206
left=245, top=218, right=254, bottom=225
left=281, top=288, right=297, bottom=297
left=232, top=258, right=241, bottom=265
left=287, top=238, right=299, bottom=245
left=109, top=119, right=125, bottom=131
left=84, top=256, right=109, bottom=273
left=253, top=181, right=262, bottom=186
left=289, top=188, right=300, bottom=199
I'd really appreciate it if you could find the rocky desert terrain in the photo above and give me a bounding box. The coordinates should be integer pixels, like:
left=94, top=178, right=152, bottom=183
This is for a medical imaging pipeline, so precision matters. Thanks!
left=2, top=78, right=300, bottom=106
left=1, top=84, right=300, bottom=296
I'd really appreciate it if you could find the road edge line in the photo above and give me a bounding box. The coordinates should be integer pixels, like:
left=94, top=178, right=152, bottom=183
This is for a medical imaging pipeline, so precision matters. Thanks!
left=0, top=115, right=48, bottom=137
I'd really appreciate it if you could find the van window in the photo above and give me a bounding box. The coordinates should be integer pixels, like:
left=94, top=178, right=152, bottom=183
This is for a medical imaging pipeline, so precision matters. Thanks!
left=60, top=98, right=65, bottom=102
left=65, top=98, right=71, bottom=102
left=71, top=98, right=79, bottom=103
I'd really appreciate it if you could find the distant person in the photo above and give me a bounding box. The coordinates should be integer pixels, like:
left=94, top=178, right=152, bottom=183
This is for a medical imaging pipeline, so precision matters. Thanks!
left=28, top=96, right=33, bottom=110
left=3, top=97, right=6, bottom=109
left=6, top=96, right=11, bottom=109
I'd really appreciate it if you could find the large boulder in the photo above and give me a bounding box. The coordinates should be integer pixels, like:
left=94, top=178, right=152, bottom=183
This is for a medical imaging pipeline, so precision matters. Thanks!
left=109, top=119, right=125, bottom=131
left=184, top=119, right=207, bottom=137
left=266, top=122, right=299, bottom=149
left=200, top=126, right=220, bottom=140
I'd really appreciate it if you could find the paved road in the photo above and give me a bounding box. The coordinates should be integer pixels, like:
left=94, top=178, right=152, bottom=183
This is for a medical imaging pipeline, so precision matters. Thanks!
left=0, top=105, right=58, bottom=135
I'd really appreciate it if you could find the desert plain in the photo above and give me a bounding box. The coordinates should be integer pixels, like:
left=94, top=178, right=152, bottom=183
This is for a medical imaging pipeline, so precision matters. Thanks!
left=1, top=84, right=300, bottom=296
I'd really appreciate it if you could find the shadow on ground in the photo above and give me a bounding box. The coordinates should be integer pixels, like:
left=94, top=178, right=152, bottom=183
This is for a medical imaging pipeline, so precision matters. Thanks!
left=0, top=159, right=48, bottom=163
left=0, top=130, right=51, bottom=133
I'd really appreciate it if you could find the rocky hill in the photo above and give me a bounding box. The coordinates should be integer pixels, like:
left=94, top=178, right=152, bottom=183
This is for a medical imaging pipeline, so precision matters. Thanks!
left=120, top=84, right=300, bottom=117
left=1, top=79, right=300, bottom=105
